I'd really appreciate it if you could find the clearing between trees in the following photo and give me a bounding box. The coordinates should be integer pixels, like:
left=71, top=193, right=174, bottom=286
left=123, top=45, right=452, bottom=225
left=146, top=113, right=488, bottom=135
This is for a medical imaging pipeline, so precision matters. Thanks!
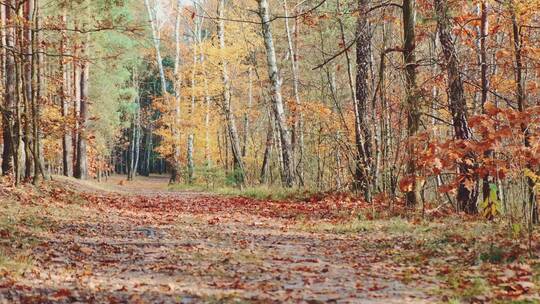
left=1, top=175, right=539, bottom=303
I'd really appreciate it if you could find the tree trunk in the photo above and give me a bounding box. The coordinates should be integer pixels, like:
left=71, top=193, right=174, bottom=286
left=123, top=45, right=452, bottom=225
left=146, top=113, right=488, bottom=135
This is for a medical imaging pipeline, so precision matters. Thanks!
left=260, top=118, right=273, bottom=184
left=145, top=0, right=167, bottom=94
left=0, top=4, right=4, bottom=175
left=145, top=0, right=181, bottom=183
left=218, top=0, right=245, bottom=187
left=187, top=10, right=201, bottom=184
left=187, top=134, right=194, bottom=183
left=22, top=0, right=34, bottom=180
left=127, top=118, right=135, bottom=181
left=198, top=23, right=211, bottom=166
left=60, top=11, right=72, bottom=177
left=170, top=0, right=183, bottom=184
left=353, top=0, right=373, bottom=202
left=142, top=126, right=152, bottom=176
left=478, top=1, right=493, bottom=205
left=1, top=0, right=14, bottom=176
left=74, top=37, right=89, bottom=180
left=242, top=66, right=253, bottom=158
left=133, top=82, right=141, bottom=177
left=434, top=0, right=478, bottom=213
left=31, top=0, right=44, bottom=183
left=202, top=68, right=211, bottom=166
left=283, top=0, right=304, bottom=184
left=258, top=0, right=294, bottom=187
left=13, top=54, right=22, bottom=183
left=403, top=0, right=420, bottom=207
left=72, top=55, right=80, bottom=172
left=510, top=2, right=537, bottom=223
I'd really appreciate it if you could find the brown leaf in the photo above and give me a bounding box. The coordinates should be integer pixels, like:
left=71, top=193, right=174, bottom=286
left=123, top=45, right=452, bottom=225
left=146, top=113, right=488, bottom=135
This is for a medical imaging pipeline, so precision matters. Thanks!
left=52, top=288, right=71, bottom=298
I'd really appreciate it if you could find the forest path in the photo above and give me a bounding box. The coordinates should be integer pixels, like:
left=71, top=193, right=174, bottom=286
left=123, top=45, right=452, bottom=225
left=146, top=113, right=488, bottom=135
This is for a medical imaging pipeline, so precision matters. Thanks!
left=1, top=176, right=434, bottom=303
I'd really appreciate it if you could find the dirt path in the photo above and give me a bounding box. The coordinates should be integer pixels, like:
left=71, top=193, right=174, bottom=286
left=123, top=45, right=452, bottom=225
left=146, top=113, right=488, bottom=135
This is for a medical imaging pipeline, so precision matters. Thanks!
left=1, top=176, right=434, bottom=303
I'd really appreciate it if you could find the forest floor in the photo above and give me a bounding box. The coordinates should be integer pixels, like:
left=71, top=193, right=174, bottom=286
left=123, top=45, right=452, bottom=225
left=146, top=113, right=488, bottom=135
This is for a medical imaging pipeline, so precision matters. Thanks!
left=1, top=175, right=539, bottom=303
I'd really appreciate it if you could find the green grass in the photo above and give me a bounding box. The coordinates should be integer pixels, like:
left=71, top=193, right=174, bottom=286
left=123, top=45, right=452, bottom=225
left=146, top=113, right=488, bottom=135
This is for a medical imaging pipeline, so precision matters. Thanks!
left=297, top=217, right=415, bottom=235
left=0, top=248, right=34, bottom=275
left=299, top=217, right=540, bottom=304
left=215, top=185, right=312, bottom=201
left=0, top=200, right=42, bottom=275
left=436, top=275, right=530, bottom=303
left=0, top=190, right=90, bottom=275
left=168, top=183, right=314, bottom=201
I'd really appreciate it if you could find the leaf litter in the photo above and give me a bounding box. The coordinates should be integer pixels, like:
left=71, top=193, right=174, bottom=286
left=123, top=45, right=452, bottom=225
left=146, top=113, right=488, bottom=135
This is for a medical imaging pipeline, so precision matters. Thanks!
left=0, top=177, right=539, bottom=303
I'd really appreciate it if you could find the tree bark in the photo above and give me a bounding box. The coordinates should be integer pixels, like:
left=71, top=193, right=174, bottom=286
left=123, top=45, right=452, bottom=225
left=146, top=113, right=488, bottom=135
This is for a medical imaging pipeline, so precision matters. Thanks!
left=218, top=0, right=245, bottom=187
left=510, top=2, right=537, bottom=223
left=1, top=0, right=14, bottom=176
left=0, top=4, right=4, bottom=175
left=170, top=0, right=183, bottom=184
left=131, top=72, right=141, bottom=178
left=283, top=0, right=304, bottom=184
left=31, top=0, right=44, bottom=183
left=22, top=0, right=34, bottom=180
left=133, top=91, right=141, bottom=176
left=478, top=1, right=494, bottom=205
left=434, top=0, right=479, bottom=213
left=145, top=0, right=167, bottom=95
left=187, top=8, right=201, bottom=184
left=145, top=0, right=181, bottom=183
left=201, top=47, right=211, bottom=166
left=195, top=3, right=211, bottom=167
left=403, top=0, right=420, bottom=207
left=242, top=66, right=253, bottom=158
left=258, top=0, right=294, bottom=187
left=60, top=11, right=72, bottom=177
left=74, top=37, right=89, bottom=180
left=353, top=0, right=373, bottom=202
left=260, top=117, right=274, bottom=184
left=72, top=53, right=80, bottom=173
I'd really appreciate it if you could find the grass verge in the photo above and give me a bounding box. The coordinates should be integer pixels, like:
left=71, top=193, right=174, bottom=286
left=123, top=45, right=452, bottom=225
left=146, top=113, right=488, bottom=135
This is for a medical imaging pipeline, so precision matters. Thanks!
left=0, top=182, right=90, bottom=276
left=296, top=216, right=540, bottom=303
left=168, top=183, right=314, bottom=201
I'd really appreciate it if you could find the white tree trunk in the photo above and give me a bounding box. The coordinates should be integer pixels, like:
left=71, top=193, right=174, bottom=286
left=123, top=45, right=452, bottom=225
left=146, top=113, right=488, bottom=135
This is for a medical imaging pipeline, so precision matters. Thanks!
left=144, top=0, right=167, bottom=95
left=258, top=0, right=294, bottom=187
left=218, top=0, right=245, bottom=186
left=283, top=0, right=303, bottom=184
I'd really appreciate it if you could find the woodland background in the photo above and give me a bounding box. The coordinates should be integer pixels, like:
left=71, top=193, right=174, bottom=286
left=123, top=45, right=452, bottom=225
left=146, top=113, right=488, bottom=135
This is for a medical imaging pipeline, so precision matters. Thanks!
left=0, top=0, right=538, bottom=223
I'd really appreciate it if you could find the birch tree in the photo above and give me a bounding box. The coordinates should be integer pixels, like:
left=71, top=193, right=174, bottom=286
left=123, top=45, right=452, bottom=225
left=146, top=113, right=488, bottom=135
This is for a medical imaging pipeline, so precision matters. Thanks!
left=217, top=0, right=245, bottom=187
left=257, top=0, right=294, bottom=188
left=283, top=0, right=303, bottom=184
left=145, top=0, right=182, bottom=183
